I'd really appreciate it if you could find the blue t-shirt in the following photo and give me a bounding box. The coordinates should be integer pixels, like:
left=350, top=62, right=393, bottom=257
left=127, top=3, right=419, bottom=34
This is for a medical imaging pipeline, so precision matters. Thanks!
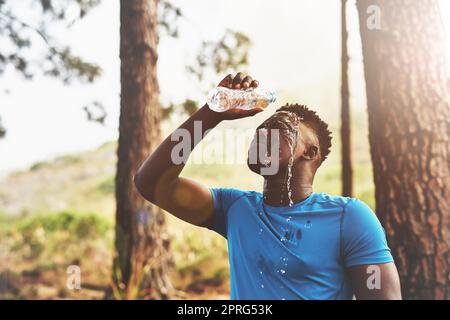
left=206, top=189, right=394, bottom=300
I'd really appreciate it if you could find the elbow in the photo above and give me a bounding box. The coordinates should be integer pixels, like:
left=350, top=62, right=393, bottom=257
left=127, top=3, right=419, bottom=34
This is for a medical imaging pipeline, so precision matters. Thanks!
left=133, top=172, right=142, bottom=192
left=133, top=172, right=144, bottom=195
left=133, top=170, right=154, bottom=202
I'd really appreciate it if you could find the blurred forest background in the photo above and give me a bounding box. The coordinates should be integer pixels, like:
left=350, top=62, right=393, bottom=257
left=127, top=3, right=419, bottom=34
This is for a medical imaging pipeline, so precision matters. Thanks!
left=0, top=0, right=449, bottom=299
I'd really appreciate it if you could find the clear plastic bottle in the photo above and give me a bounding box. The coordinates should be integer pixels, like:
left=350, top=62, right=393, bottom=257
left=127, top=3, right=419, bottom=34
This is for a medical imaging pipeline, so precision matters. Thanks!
left=207, top=87, right=277, bottom=112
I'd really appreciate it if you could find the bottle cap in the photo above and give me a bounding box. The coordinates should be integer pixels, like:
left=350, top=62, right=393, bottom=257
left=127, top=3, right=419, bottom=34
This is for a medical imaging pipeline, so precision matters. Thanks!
left=268, top=92, right=277, bottom=103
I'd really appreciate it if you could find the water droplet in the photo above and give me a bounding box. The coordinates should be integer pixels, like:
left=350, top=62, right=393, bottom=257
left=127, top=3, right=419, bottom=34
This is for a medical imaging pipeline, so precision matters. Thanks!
left=261, top=284, right=265, bottom=288
left=285, top=128, right=299, bottom=207
left=267, top=112, right=300, bottom=207
left=280, top=269, right=286, bottom=275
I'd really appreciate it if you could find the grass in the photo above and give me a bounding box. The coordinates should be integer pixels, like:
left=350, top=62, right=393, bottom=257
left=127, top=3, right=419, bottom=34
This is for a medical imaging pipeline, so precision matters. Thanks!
left=0, top=211, right=114, bottom=299
left=0, top=209, right=230, bottom=299
left=29, top=161, right=51, bottom=172
left=97, top=176, right=115, bottom=195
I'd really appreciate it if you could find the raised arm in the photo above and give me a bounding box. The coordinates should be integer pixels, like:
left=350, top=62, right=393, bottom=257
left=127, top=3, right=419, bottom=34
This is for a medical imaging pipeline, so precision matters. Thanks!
left=134, top=73, right=263, bottom=227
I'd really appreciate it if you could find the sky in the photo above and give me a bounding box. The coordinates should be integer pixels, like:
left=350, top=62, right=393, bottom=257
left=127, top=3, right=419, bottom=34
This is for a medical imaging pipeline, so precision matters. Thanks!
left=1, top=0, right=449, bottom=176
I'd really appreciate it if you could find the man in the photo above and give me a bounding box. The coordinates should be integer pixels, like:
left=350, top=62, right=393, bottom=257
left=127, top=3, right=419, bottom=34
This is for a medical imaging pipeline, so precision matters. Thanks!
left=134, top=72, right=402, bottom=300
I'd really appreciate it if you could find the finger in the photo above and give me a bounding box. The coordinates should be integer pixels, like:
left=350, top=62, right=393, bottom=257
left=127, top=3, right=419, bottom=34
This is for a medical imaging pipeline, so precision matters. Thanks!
left=244, top=107, right=264, bottom=117
left=242, top=75, right=253, bottom=89
left=232, top=72, right=245, bottom=89
left=250, top=80, right=259, bottom=88
left=218, top=74, right=233, bottom=88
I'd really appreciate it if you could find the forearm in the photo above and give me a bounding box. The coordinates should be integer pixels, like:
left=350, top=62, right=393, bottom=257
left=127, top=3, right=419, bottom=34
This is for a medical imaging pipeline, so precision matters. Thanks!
left=134, top=104, right=222, bottom=201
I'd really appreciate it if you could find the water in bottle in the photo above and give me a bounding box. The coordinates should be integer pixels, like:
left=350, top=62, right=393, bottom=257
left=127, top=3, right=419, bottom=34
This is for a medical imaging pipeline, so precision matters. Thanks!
left=207, top=87, right=277, bottom=112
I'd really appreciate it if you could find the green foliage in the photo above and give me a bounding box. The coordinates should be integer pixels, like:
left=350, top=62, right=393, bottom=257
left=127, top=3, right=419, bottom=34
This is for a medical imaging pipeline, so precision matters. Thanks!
left=0, top=210, right=9, bottom=223
left=45, top=47, right=101, bottom=84
left=0, top=0, right=103, bottom=137
left=15, top=211, right=111, bottom=238
left=158, top=0, right=183, bottom=38
left=97, top=176, right=114, bottom=195
left=29, top=161, right=50, bottom=171
left=83, top=101, right=107, bottom=125
left=162, top=30, right=252, bottom=119
left=0, top=115, right=5, bottom=138
left=97, top=140, right=116, bottom=151
left=0, top=0, right=251, bottom=135
left=168, top=219, right=229, bottom=290
left=0, top=0, right=101, bottom=82
left=38, top=0, right=101, bottom=20
left=28, top=155, right=80, bottom=171
left=0, top=210, right=113, bottom=299
left=55, top=154, right=81, bottom=166
left=0, top=211, right=112, bottom=263
left=187, top=29, right=251, bottom=81
left=358, top=189, right=375, bottom=210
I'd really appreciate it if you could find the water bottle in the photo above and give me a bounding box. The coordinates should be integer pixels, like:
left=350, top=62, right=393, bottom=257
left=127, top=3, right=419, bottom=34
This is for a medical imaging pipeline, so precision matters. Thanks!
left=207, top=87, right=277, bottom=112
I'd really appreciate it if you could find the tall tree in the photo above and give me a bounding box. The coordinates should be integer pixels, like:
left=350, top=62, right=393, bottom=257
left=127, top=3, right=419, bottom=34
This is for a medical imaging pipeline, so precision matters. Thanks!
left=113, top=1, right=250, bottom=298
left=357, top=0, right=449, bottom=299
left=113, top=0, right=172, bottom=299
left=341, top=0, right=352, bottom=197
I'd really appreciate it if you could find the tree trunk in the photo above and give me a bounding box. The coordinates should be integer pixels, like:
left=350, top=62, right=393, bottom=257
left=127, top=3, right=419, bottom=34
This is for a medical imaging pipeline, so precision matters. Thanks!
left=356, top=0, right=450, bottom=299
left=341, top=0, right=353, bottom=197
left=112, top=0, right=172, bottom=299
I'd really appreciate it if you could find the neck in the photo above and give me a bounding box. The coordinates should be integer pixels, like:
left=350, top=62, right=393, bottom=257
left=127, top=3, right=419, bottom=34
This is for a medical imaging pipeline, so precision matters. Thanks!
left=263, top=166, right=314, bottom=207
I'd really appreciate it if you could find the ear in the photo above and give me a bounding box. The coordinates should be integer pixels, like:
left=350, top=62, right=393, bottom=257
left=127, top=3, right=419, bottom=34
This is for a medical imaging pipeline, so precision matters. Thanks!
left=302, top=145, right=318, bottom=161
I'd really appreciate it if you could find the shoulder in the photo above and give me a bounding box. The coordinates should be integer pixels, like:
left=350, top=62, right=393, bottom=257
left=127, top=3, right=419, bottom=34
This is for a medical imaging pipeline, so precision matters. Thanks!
left=343, top=198, right=380, bottom=226
left=313, top=193, right=376, bottom=217
left=341, top=198, right=387, bottom=242
left=312, top=193, right=382, bottom=233
left=312, top=192, right=353, bottom=210
left=209, top=187, right=258, bottom=200
left=209, top=188, right=261, bottom=210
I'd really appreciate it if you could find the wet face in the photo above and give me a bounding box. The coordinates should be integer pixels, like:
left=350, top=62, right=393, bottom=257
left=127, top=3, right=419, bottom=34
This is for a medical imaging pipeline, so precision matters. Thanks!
left=247, top=111, right=318, bottom=176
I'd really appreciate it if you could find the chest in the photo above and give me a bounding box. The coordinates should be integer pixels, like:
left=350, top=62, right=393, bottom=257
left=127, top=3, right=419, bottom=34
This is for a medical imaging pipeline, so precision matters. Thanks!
left=227, top=201, right=344, bottom=277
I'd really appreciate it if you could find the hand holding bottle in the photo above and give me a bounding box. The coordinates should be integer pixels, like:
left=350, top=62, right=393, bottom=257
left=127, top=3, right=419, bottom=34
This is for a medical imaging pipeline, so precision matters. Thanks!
left=207, top=73, right=276, bottom=120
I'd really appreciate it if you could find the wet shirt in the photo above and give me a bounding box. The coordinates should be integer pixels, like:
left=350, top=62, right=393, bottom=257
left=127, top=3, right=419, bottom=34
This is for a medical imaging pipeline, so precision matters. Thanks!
left=206, top=189, right=394, bottom=300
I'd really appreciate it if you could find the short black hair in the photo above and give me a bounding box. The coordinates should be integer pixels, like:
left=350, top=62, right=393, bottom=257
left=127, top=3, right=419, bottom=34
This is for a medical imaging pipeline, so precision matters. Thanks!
left=275, top=103, right=332, bottom=163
